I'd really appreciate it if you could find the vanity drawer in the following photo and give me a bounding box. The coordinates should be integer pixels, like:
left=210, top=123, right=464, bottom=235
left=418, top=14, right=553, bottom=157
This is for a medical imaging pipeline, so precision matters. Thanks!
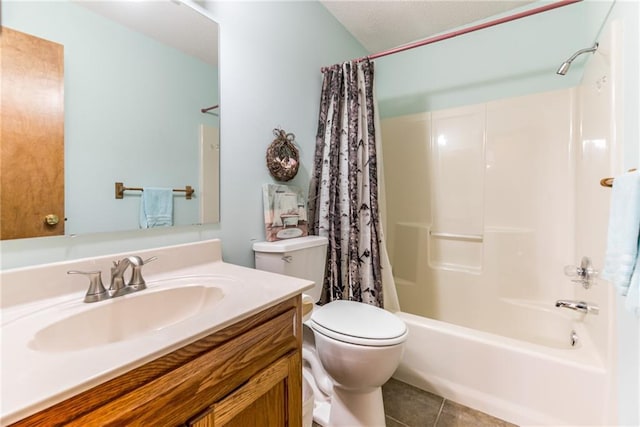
left=11, top=296, right=302, bottom=427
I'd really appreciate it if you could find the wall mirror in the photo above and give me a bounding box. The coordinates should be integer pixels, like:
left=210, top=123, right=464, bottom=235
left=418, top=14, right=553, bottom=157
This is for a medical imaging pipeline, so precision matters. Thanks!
left=1, top=0, right=219, bottom=240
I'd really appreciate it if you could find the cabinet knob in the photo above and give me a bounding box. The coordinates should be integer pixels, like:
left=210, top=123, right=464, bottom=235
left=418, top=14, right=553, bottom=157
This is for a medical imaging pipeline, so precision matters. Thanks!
left=44, top=214, right=59, bottom=225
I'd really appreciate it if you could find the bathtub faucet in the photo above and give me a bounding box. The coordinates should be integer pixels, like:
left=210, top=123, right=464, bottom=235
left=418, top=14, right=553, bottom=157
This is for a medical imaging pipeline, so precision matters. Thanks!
left=555, top=300, right=599, bottom=315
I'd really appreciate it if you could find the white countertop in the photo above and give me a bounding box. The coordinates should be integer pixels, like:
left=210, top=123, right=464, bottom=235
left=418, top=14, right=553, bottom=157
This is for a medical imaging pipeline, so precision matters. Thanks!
left=0, top=239, right=313, bottom=425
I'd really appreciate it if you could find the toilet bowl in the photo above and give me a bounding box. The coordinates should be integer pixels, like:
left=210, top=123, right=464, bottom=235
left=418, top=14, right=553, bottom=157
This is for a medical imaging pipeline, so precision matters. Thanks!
left=310, top=300, right=407, bottom=426
left=253, top=236, right=408, bottom=426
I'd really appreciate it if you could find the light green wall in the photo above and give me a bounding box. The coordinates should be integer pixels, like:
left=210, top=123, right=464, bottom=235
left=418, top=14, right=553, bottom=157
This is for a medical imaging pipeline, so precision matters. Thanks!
left=211, top=1, right=367, bottom=267
left=1, top=0, right=218, bottom=236
left=0, top=0, right=365, bottom=269
left=375, top=0, right=613, bottom=117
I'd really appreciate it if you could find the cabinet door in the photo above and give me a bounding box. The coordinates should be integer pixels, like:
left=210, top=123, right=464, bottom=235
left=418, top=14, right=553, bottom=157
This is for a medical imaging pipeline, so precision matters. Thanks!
left=190, top=352, right=301, bottom=427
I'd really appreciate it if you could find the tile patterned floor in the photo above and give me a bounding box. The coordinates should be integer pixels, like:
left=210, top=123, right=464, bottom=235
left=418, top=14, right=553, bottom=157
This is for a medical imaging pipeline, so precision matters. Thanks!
left=382, top=378, right=517, bottom=427
left=313, top=378, right=517, bottom=427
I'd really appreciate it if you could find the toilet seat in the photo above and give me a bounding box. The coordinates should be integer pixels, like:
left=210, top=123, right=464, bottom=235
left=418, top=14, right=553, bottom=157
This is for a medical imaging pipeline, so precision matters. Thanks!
left=310, top=300, right=408, bottom=346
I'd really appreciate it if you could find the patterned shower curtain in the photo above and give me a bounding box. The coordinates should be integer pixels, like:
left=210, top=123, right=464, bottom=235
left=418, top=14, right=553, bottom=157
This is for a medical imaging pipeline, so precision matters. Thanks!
left=308, top=59, right=383, bottom=308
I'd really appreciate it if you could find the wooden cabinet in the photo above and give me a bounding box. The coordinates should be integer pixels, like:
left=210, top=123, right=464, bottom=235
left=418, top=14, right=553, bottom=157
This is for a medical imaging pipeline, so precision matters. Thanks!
left=12, top=296, right=302, bottom=427
left=188, top=353, right=299, bottom=427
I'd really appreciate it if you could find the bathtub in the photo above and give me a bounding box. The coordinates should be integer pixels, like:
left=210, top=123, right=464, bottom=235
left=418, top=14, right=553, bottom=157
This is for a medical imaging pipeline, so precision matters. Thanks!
left=392, top=299, right=610, bottom=426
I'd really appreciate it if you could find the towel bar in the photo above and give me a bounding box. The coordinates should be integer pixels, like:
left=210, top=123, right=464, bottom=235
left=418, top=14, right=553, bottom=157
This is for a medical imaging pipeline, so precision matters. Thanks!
left=115, top=182, right=194, bottom=200
left=600, top=168, right=637, bottom=188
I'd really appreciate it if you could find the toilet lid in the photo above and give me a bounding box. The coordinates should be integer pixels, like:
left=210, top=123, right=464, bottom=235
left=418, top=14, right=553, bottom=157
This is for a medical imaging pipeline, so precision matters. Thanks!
left=310, top=300, right=407, bottom=346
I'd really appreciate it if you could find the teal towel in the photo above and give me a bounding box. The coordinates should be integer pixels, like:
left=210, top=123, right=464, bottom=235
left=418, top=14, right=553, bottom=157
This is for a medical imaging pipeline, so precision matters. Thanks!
left=139, top=187, right=173, bottom=228
left=602, top=170, right=640, bottom=315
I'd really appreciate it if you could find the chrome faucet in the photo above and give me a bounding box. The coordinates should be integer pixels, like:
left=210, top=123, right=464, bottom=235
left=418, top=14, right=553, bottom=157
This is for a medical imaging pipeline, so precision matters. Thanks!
left=555, top=299, right=599, bottom=315
left=68, top=255, right=157, bottom=303
left=110, top=257, right=135, bottom=297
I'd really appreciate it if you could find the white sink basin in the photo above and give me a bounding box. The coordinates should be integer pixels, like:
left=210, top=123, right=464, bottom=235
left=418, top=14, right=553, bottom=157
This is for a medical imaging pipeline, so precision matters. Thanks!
left=29, top=285, right=224, bottom=352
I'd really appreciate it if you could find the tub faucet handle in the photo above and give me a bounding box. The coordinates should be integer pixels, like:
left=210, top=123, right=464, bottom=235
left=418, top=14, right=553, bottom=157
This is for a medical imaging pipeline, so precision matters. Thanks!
left=564, top=256, right=598, bottom=289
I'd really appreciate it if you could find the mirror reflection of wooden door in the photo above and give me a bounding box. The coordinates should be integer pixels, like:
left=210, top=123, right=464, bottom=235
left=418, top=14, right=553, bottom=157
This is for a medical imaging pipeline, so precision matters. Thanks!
left=1, top=26, right=64, bottom=240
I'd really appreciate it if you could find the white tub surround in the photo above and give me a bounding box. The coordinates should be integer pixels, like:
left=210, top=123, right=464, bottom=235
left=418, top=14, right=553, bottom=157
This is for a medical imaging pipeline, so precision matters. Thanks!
left=0, top=239, right=313, bottom=426
left=382, top=20, right=623, bottom=426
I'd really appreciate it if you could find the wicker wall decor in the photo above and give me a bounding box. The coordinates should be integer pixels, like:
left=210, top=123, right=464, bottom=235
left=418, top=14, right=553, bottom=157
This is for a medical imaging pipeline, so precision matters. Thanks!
left=266, top=128, right=299, bottom=182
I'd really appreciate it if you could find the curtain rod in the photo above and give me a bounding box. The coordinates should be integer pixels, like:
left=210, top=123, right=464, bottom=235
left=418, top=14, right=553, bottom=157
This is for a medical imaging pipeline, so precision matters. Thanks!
left=353, top=0, right=582, bottom=63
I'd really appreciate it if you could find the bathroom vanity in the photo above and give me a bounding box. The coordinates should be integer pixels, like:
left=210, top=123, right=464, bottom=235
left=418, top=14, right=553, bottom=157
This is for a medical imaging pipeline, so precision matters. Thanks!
left=0, top=239, right=312, bottom=426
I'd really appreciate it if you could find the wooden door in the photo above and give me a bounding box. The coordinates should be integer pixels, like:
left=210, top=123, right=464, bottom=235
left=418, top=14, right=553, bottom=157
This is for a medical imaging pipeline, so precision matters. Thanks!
left=1, top=26, right=65, bottom=239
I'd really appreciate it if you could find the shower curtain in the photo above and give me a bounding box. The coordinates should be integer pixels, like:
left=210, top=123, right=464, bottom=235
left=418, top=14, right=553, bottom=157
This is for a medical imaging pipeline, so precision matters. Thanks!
left=308, top=59, right=398, bottom=310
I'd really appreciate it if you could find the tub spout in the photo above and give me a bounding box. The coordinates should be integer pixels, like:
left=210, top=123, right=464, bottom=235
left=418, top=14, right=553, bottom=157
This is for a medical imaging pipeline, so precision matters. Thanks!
left=555, top=299, right=599, bottom=315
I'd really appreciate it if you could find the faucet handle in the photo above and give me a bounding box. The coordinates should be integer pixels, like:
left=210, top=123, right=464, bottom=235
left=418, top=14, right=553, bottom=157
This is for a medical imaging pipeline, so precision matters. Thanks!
left=68, top=270, right=109, bottom=303
left=143, top=256, right=158, bottom=265
left=564, top=256, right=598, bottom=289
left=127, top=256, right=157, bottom=290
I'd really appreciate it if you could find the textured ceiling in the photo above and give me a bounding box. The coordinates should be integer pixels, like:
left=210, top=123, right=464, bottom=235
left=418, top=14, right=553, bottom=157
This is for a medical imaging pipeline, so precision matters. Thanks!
left=320, top=0, right=537, bottom=54
left=76, top=1, right=539, bottom=67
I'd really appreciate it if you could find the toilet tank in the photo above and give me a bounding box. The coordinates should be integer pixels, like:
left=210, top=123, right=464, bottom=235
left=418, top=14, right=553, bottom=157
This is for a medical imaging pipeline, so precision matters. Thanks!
left=253, top=236, right=328, bottom=302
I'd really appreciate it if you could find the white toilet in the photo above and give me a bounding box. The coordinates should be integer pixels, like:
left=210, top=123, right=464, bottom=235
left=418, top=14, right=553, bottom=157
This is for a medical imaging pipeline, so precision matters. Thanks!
left=253, top=236, right=408, bottom=427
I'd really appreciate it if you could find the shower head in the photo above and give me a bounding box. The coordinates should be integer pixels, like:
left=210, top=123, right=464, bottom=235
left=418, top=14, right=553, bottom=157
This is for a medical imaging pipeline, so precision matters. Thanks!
left=556, top=61, right=572, bottom=76
left=556, top=43, right=599, bottom=75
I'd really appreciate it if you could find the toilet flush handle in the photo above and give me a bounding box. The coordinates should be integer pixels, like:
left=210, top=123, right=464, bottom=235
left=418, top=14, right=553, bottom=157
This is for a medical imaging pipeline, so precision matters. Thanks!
left=282, top=255, right=293, bottom=263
